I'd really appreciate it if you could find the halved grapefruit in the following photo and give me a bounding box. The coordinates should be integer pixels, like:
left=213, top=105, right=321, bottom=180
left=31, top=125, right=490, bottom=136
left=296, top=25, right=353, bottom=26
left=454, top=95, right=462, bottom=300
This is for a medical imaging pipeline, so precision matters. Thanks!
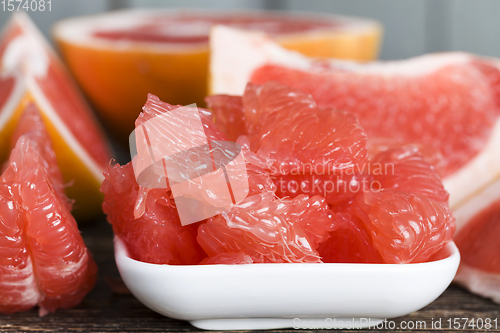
left=208, top=26, right=500, bottom=213
left=0, top=13, right=112, bottom=219
left=0, top=103, right=97, bottom=315
left=53, top=9, right=381, bottom=142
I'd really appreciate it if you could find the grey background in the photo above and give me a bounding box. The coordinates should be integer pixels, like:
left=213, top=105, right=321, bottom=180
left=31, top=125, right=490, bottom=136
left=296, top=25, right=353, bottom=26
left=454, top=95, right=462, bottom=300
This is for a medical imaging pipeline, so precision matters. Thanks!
left=1, top=0, right=500, bottom=60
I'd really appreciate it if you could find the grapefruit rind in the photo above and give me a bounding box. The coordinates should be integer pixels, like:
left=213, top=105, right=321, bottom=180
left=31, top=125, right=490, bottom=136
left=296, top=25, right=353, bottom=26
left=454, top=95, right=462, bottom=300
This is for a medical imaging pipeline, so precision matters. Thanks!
left=454, top=263, right=500, bottom=304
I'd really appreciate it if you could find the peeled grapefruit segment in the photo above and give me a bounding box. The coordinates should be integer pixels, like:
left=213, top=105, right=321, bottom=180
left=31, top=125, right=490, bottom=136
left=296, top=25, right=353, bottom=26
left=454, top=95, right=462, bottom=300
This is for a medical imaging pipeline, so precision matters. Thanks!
left=207, top=82, right=369, bottom=207
left=352, top=189, right=455, bottom=264
left=0, top=105, right=96, bottom=315
left=101, top=162, right=206, bottom=265
left=53, top=9, right=381, bottom=142
left=197, top=191, right=335, bottom=263
left=317, top=146, right=454, bottom=264
left=0, top=13, right=112, bottom=219
left=209, top=26, right=500, bottom=211
left=318, top=212, right=382, bottom=264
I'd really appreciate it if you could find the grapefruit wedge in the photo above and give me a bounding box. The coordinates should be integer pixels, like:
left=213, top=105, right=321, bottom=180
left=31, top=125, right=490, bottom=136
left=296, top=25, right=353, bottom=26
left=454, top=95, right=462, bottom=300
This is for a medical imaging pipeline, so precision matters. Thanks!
left=53, top=9, right=381, bottom=142
left=452, top=178, right=500, bottom=303
left=0, top=13, right=112, bottom=219
left=209, top=26, right=500, bottom=212
left=0, top=103, right=97, bottom=315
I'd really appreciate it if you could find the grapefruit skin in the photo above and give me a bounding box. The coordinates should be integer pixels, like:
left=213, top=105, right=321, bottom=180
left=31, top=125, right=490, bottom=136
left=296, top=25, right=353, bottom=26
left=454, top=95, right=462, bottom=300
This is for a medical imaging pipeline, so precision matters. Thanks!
left=197, top=191, right=335, bottom=263
left=0, top=135, right=96, bottom=315
left=250, top=60, right=500, bottom=177
left=0, top=13, right=113, bottom=220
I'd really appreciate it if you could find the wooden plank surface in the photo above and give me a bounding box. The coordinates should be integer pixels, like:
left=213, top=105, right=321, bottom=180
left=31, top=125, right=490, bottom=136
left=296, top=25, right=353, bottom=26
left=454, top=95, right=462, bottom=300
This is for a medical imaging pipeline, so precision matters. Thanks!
left=0, top=218, right=498, bottom=333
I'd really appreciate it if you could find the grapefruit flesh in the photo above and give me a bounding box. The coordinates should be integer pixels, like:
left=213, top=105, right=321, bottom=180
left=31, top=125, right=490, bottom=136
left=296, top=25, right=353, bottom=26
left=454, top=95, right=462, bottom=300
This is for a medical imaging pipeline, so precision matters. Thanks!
left=102, top=94, right=276, bottom=264
left=0, top=104, right=96, bottom=315
left=207, top=82, right=369, bottom=206
left=452, top=176, right=500, bottom=303
left=101, top=162, right=206, bottom=265
left=209, top=26, right=500, bottom=211
left=53, top=9, right=381, bottom=143
left=240, top=82, right=368, bottom=174
left=205, top=82, right=454, bottom=264
left=317, top=146, right=454, bottom=264
left=351, top=189, right=454, bottom=264
left=250, top=61, right=500, bottom=178
left=0, top=13, right=112, bottom=220
left=197, top=192, right=335, bottom=263
left=318, top=212, right=383, bottom=264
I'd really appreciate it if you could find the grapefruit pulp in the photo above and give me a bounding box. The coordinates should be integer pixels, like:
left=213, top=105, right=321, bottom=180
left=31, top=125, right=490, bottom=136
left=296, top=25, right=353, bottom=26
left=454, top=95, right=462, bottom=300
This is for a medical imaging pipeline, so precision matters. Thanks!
left=53, top=9, right=381, bottom=142
left=0, top=13, right=112, bottom=219
left=208, top=83, right=454, bottom=264
left=0, top=103, right=97, bottom=315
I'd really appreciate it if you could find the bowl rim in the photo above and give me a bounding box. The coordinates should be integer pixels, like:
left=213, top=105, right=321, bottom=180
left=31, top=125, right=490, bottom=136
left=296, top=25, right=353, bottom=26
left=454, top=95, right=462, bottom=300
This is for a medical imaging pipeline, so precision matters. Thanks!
left=114, top=236, right=460, bottom=269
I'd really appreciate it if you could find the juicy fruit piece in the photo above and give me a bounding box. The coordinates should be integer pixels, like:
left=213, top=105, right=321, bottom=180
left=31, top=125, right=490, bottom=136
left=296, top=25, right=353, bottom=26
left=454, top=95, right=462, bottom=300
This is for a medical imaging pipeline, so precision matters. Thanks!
left=207, top=82, right=369, bottom=206
left=242, top=82, right=368, bottom=174
left=53, top=10, right=381, bottom=143
left=452, top=177, right=500, bottom=303
left=197, top=192, right=335, bottom=263
left=206, top=95, right=246, bottom=142
left=0, top=107, right=96, bottom=315
left=455, top=201, right=500, bottom=274
left=209, top=26, right=500, bottom=210
left=319, top=146, right=454, bottom=264
left=372, top=146, right=449, bottom=205
left=352, top=189, right=455, bottom=264
left=103, top=94, right=277, bottom=264
left=0, top=13, right=112, bottom=220
left=318, top=212, right=382, bottom=263
left=101, top=162, right=206, bottom=265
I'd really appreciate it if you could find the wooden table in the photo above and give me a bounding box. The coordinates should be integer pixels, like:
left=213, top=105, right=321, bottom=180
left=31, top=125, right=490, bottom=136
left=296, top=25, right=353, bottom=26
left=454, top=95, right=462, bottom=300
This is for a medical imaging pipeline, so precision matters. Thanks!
left=1, top=218, right=499, bottom=333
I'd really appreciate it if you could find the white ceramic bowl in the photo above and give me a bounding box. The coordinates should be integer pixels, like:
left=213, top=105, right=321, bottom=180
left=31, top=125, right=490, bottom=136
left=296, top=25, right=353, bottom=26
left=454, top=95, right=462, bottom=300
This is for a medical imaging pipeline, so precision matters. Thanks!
left=114, top=236, right=460, bottom=330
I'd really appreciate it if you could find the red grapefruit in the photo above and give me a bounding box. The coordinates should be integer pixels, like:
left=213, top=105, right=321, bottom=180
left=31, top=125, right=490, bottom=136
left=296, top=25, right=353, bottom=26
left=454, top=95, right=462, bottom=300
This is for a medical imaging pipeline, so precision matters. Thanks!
left=197, top=191, right=335, bottom=263
left=0, top=13, right=112, bottom=219
left=0, top=103, right=96, bottom=315
left=53, top=9, right=381, bottom=142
